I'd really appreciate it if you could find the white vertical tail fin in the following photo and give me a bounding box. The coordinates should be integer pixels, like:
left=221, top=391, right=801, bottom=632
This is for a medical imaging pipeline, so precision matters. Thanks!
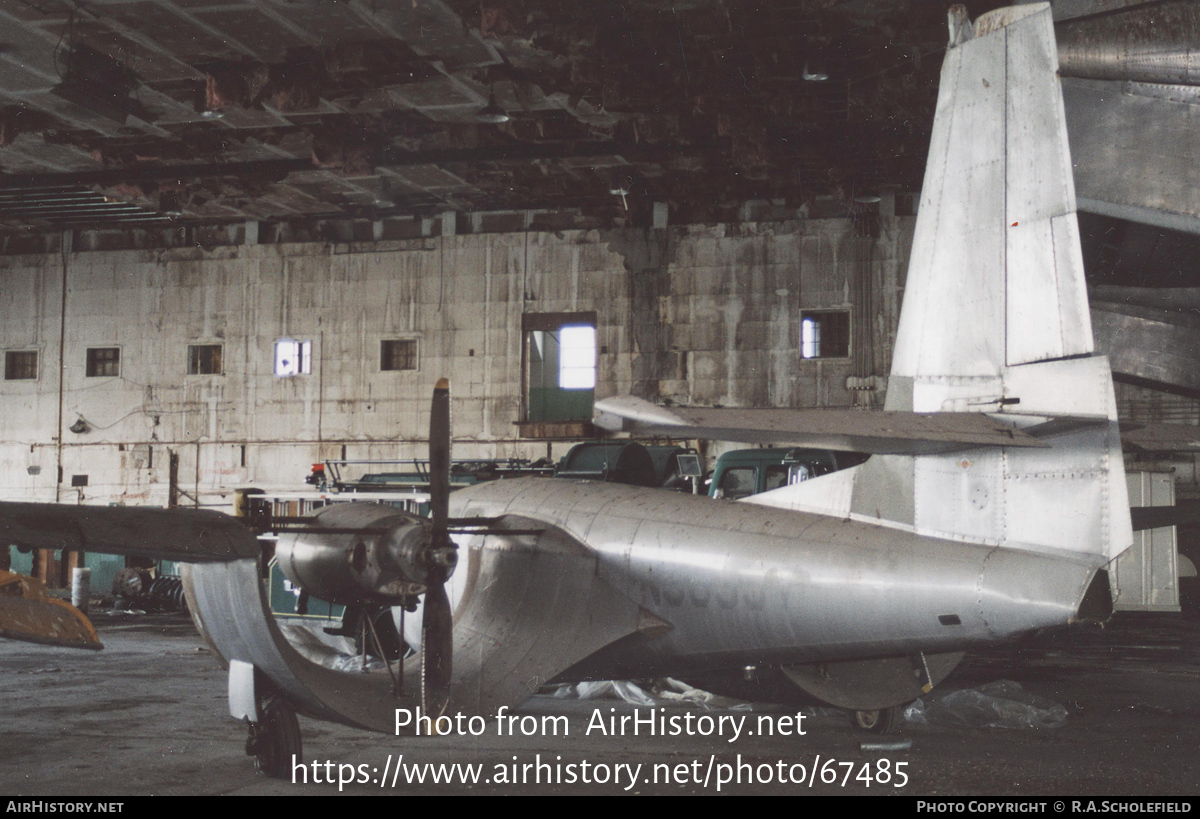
left=761, top=4, right=1132, bottom=563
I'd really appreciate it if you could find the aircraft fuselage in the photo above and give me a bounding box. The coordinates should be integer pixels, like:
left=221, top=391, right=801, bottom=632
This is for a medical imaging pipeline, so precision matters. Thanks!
left=450, top=476, right=1101, bottom=680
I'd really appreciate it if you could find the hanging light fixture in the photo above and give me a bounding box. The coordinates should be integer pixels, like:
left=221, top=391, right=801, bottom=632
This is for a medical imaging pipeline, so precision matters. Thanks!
left=802, top=60, right=830, bottom=82
left=476, top=86, right=510, bottom=124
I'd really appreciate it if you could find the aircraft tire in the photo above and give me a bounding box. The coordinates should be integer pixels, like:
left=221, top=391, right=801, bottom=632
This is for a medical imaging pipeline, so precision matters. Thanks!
left=850, top=705, right=902, bottom=735
left=251, top=696, right=302, bottom=778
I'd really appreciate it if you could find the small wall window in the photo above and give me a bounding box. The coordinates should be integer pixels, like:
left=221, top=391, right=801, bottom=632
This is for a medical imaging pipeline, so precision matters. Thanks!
left=4, top=350, right=38, bottom=380
left=381, top=339, right=418, bottom=371
left=558, top=325, right=597, bottom=389
left=274, top=339, right=312, bottom=376
left=86, top=347, right=120, bottom=377
left=800, top=310, right=850, bottom=359
left=523, top=312, right=597, bottom=423
left=188, top=344, right=223, bottom=375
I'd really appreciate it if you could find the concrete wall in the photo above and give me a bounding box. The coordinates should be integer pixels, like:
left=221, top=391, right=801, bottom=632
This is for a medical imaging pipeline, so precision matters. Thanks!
left=0, top=216, right=915, bottom=507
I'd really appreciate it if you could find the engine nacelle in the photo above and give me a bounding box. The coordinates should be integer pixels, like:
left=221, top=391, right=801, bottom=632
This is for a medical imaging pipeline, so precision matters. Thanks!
left=274, top=502, right=454, bottom=607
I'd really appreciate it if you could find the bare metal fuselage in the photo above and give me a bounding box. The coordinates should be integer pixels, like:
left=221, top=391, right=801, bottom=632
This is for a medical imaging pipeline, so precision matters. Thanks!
left=183, top=469, right=1104, bottom=733
left=450, top=476, right=1101, bottom=679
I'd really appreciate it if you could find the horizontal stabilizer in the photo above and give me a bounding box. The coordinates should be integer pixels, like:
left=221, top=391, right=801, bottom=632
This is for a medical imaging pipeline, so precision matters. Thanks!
left=0, top=502, right=259, bottom=563
left=1120, top=423, right=1200, bottom=453
left=1130, top=501, right=1200, bottom=532
left=594, top=396, right=1048, bottom=454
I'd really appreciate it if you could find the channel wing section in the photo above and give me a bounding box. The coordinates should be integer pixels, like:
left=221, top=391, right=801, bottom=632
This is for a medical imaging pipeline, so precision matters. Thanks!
left=447, top=516, right=647, bottom=715
left=594, top=395, right=1049, bottom=455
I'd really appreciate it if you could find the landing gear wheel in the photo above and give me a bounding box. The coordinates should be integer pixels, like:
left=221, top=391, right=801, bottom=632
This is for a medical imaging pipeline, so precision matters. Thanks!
left=246, top=696, right=302, bottom=778
left=850, top=705, right=902, bottom=735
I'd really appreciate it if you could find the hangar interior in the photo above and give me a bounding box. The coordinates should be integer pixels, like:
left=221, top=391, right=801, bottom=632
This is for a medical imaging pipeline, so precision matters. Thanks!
left=1, top=0, right=1198, bottom=587
left=1, top=0, right=1200, bottom=796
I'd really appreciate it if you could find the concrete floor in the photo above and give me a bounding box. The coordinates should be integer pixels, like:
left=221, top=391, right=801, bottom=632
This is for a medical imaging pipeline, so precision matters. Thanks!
left=2, top=610, right=1198, bottom=796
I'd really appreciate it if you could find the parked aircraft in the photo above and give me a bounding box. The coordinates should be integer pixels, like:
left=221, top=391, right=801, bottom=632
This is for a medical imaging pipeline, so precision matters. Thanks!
left=0, top=3, right=1134, bottom=775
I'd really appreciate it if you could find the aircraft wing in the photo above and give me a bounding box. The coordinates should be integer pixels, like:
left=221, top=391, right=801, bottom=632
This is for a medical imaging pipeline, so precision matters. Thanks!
left=0, top=494, right=648, bottom=728
left=594, top=395, right=1052, bottom=454
left=0, top=501, right=259, bottom=563
left=0, top=501, right=258, bottom=652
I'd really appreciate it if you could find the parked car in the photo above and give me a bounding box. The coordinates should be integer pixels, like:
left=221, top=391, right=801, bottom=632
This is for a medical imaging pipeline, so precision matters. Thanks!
left=709, top=447, right=869, bottom=500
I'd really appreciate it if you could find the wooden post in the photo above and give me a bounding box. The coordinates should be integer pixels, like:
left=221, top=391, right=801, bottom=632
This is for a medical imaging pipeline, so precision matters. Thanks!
left=168, top=450, right=180, bottom=509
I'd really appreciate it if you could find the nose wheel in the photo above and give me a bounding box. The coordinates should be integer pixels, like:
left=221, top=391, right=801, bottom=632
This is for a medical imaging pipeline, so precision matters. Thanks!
left=850, top=705, right=902, bottom=735
left=246, top=694, right=302, bottom=778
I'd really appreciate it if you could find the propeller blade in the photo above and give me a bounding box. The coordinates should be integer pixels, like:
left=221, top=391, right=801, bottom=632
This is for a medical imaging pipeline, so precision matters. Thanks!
left=420, top=580, right=453, bottom=721
left=429, top=378, right=451, bottom=537
left=420, top=378, right=454, bottom=726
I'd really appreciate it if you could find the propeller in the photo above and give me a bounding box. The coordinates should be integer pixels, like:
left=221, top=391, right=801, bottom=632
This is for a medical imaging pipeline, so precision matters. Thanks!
left=420, top=378, right=455, bottom=719
left=270, top=376, right=532, bottom=719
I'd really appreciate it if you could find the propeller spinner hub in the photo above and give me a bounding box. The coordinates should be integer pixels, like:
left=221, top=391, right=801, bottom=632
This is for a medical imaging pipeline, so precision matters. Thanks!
left=274, top=504, right=428, bottom=606
left=430, top=546, right=458, bottom=570
left=388, top=523, right=457, bottom=586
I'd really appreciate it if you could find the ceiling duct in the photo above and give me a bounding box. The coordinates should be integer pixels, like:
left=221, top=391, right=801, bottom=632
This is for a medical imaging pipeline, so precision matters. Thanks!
left=50, top=44, right=153, bottom=124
